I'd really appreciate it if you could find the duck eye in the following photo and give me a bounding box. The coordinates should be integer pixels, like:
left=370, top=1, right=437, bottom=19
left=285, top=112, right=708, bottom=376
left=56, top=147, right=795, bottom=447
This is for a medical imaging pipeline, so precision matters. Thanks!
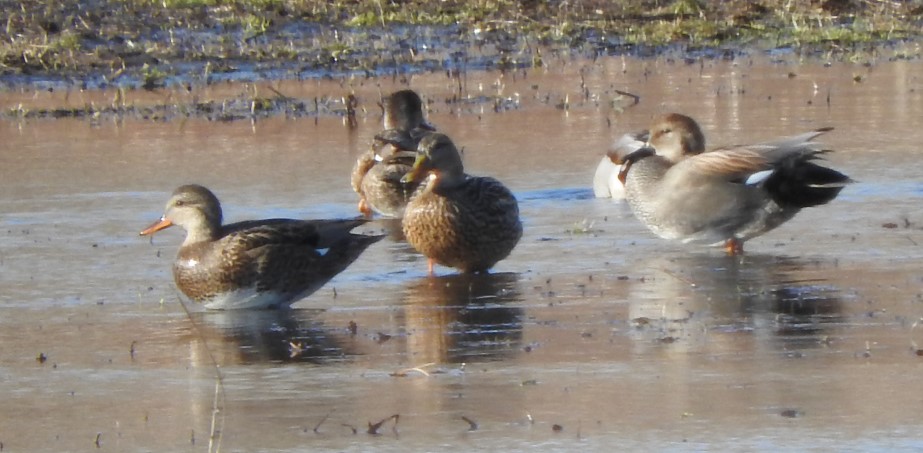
left=174, top=200, right=185, bottom=207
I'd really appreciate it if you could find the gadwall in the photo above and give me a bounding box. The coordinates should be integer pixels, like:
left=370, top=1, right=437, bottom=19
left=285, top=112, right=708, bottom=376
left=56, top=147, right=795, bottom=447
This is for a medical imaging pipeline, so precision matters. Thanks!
left=401, top=133, right=522, bottom=275
left=618, top=113, right=851, bottom=254
left=140, top=184, right=383, bottom=309
left=593, top=130, right=651, bottom=199
left=351, top=89, right=435, bottom=218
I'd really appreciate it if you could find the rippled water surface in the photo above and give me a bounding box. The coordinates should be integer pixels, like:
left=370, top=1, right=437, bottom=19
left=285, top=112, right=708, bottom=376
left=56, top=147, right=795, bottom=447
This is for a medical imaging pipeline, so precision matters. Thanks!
left=3, top=55, right=923, bottom=452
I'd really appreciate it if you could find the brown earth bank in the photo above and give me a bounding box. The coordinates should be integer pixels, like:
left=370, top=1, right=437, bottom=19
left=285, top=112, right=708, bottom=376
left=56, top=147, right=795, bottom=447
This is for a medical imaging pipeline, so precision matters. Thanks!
left=1, top=0, right=921, bottom=120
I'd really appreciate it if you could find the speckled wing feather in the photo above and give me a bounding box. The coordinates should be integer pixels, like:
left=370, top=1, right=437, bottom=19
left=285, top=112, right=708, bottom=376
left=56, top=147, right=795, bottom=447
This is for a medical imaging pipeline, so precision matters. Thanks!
left=453, top=176, right=520, bottom=227
left=416, top=175, right=521, bottom=272
left=352, top=150, right=377, bottom=194
left=175, top=219, right=373, bottom=303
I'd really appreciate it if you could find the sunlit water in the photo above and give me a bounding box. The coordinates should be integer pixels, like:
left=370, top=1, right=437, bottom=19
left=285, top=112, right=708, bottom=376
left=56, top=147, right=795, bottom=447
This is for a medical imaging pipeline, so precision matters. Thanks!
left=2, top=54, right=923, bottom=452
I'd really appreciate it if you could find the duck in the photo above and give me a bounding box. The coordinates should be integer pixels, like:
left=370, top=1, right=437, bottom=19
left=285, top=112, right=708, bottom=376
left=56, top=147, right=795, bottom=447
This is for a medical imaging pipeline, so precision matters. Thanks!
left=351, top=89, right=435, bottom=218
left=592, top=130, right=650, bottom=199
left=400, top=132, right=522, bottom=275
left=618, top=113, right=851, bottom=254
left=140, top=184, right=383, bottom=309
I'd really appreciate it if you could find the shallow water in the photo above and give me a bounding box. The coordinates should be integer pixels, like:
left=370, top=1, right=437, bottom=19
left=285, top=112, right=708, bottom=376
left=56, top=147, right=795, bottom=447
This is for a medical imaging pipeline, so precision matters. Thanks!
left=2, top=55, right=923, bottom=452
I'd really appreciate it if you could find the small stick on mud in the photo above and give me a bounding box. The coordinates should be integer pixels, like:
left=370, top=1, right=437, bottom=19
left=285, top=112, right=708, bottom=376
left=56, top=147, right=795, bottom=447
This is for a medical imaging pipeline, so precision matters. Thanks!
left=655, top=267, right=697, bottom=288
left=461, top=416, right=478, bottom=431
left=342, top=424, right=358, bottom=435
left=367, top=414, right=400, bottom=435
left=612, top=89, right=640, bottom=106
left=267, top=86, right=293, bottom=101
left=94, top=433, right=102, bottom=448
left=344, top=94, right=358, bottom=129
left=390, top=362, right=436, bottom=377
left=313, top=410, right=333, bottom=434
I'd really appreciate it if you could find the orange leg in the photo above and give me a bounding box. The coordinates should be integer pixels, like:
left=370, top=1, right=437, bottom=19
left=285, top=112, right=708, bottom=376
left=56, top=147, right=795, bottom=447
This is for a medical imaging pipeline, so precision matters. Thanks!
left=725, top=238, right=744, bottom=256
left=357, top=198, right=373, bottom=219
left=427, top=258, right=435, bottom=276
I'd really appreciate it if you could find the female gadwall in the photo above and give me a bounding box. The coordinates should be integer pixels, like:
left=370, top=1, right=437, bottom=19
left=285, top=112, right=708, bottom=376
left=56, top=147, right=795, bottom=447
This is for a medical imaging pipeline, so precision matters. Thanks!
left=592, top=130, right=651, bottom=199
left=140, top=184, right=383, bottom=309
left=618, top=113, right=851, bottom=254
left=401, top=133, right=522, bottom=275
left=351, top=89, right=435, bottom=218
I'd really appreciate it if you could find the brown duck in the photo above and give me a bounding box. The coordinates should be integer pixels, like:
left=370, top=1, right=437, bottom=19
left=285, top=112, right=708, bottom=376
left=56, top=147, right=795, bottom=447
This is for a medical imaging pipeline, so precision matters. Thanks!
left=401, top=132, right=522, bottom=275
left=140, top=184, right=383, bottom=309
left=351, top=89, right=435, bottom=218
left=618, top=113, right=851, bottom=254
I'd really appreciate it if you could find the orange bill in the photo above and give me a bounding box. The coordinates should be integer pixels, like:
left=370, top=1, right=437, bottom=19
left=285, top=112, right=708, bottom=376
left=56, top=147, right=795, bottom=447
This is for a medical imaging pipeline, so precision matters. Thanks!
left=140, top=217, right=173, bottom=236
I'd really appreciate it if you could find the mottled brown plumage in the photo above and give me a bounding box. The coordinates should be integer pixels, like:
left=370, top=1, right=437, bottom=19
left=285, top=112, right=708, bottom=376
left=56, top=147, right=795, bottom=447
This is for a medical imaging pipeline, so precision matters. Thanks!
left=140, top=184, right=383, bottom=309
left=401, top=133, right=522, bottom=274
left=351, top=89, right=434, bottom=218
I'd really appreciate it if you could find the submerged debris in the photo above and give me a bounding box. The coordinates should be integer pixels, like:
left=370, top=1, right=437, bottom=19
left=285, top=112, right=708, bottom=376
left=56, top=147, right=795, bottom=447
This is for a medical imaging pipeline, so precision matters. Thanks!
left=367, top=414, right=399, bottom=435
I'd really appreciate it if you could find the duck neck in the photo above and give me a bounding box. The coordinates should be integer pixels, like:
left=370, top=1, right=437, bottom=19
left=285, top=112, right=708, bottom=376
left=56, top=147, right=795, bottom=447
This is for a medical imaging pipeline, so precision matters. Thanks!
left=431, top=168, right=467, bottom=191
left=181, top=216, right=220, bottom=246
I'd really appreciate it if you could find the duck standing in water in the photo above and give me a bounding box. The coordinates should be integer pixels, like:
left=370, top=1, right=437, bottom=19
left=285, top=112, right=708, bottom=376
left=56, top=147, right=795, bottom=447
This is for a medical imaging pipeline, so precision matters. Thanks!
left=401, top=133, right=522, bottom=275
left=351, top=89, right=435, bottom=218
left=618, top=113, right=851, bottom=254
left=140, top=184, right=383, bottom=309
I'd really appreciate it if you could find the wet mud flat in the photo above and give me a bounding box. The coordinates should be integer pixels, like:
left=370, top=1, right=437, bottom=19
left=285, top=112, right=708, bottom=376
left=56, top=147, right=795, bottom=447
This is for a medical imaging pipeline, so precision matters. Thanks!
left=2, top=54, right=923, bottom=451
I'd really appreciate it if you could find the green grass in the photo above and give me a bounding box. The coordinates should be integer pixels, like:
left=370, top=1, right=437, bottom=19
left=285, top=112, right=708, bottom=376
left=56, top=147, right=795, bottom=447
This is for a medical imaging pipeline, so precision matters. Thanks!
left=0, top=0, right=921, bottom=87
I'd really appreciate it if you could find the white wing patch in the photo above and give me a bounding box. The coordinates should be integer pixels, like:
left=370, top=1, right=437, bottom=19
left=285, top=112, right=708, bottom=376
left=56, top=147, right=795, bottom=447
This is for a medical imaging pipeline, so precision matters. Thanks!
left=745, top=169, right=775, bottom=186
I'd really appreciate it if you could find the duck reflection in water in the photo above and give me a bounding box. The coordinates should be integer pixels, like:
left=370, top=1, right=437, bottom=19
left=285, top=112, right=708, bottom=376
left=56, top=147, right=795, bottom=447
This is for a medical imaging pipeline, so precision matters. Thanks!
left=625, top=253, right=843, bottom=354
left=398, top=272, right=524, bottom=365
left=190, top=309, right=355, bottom=365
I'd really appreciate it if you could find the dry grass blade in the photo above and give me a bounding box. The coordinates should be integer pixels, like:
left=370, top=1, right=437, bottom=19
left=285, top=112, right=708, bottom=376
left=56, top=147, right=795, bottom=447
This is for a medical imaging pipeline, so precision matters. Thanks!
left=175, top=295, right=226, bottom=453
left=390, top=362, right=436, bottom=377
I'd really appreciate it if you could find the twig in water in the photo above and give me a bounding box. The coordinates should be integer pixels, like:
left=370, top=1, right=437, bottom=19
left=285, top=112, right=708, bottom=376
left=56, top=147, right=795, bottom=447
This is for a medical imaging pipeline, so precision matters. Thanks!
left=175, top=295, right=226, bottom=453
left=612, top=89, right=641, bottom=106
left=461, top=416, right=478, bottom=431
left=390, top=362, right=436, bottom=377
left=313, top=410, right=333, bottom=434
left=367, top=414, right=399, bottom=435
left=654, top=267, right=697, bottom=288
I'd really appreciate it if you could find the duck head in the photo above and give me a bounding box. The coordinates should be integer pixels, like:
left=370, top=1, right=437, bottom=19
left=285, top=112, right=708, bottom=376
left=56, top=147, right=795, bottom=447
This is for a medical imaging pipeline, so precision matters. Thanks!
left=140, top=184, right=222, bottom=245
left=648, top=113, right=706, bottom=163
left=401, top=132, right=465, bottom=188
left=382, top=89, right=435, bottom=131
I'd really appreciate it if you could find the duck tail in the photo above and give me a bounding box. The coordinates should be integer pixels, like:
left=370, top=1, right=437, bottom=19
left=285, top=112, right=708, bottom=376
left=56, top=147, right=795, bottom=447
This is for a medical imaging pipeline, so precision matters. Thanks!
left=765, top=155, right=852, bottom=208
left=321, top=231, right=385, bottom=277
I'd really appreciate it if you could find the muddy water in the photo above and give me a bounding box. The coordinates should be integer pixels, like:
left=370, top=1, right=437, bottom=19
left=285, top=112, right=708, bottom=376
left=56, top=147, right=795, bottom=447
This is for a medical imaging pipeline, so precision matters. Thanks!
left=2, top=55, right=923, bottom=451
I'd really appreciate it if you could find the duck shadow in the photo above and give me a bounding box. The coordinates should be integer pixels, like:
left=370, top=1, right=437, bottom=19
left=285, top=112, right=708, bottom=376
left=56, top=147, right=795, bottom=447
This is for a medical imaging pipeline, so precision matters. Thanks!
left=192, top=309, right=354, bottom=364
left=397, top=272, right=524, bottom=364
left=625, top=252, right=844, bottom=352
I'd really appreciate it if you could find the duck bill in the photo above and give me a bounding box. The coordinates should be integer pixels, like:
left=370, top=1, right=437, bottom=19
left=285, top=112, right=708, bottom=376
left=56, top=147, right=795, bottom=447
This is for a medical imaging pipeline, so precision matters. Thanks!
left=140, top=217, right=173, bottom=236
left=400, top=154, right=429, bottom=184
left=617, top=147, right=656, bottom=185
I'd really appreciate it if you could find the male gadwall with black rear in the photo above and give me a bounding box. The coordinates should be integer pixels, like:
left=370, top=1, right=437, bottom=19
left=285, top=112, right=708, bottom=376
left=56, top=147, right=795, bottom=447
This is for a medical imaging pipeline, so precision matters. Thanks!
left=351, top=89, right=435, bottom=218
left=401, top=132, right=522, bottom=275
left=140, top=184, right=383, bottom=309
left=618, top=113, right=851, bottom=254
left=592, top=130, right=652, bottom=199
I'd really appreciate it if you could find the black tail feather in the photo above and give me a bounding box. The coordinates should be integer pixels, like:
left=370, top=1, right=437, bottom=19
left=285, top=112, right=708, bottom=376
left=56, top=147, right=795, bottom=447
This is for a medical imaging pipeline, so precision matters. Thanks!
left=765, top=158, right=851, bottom=208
